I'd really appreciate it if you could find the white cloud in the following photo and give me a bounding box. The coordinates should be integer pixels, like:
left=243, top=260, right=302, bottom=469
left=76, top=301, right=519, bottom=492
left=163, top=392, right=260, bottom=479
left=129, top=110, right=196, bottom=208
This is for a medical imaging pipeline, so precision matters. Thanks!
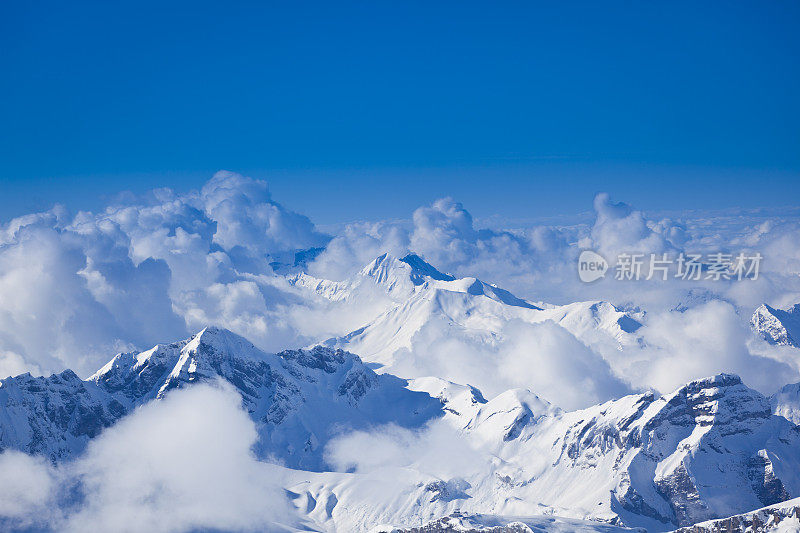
left=0, top=350, right=39, bottom=379
left=0, top=383, right=297, bottom=533
left=498, top=320, right=633, bottom=410
left=1, top=173, right=799, bottom=405
left=307, top=219, right=412, bottom=281
left=324, top=419, right=489, bottom=480
left=587, top=193, right=672, bottom=259
left=388, top=317, right=632, bottom=411
left=201, top=171, right=329, bottom=261
left=0, top=221, right=140, bottom=375
left=626, top=300, right=797, bottom=395
left=0, top=171, right=336, bottom=376
left=0, top=451, right=56, bottom=526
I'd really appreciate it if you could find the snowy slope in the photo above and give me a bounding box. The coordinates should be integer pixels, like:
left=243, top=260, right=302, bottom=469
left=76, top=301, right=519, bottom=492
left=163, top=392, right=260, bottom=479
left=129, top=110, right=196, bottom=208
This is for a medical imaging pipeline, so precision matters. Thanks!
left=374, top=511, right=640, bottom=532
left=671, top=497, right=800, bottom=533
left=297, top=253, right=639, bottom=348
left=297, top=254, right=641, bottom=400
left=772, top=382, right=800, bottom=426
left=279, top=373, right=800, bottom=532
left=444, top=374, right=800, bottom=531
left=751, top=304, right=800, bottom=347
left=291, top=253, right=457, bottom=303
left=498, top=374, right=800, bottom=530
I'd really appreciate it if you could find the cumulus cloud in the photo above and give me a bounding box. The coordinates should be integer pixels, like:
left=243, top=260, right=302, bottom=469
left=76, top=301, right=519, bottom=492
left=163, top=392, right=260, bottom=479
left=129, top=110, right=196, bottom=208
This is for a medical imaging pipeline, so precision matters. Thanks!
left=497, top=320, right=633, bottom=410
left=0, top=350, right=38, bottom=380
left=0, top=220, right=149, bottom=375
left=0, top=451, right=56, bottom=527
left=1, top=171, right=799, bottom=405
left=0, top=383, right=296, bottom=533
left=307, top=220, right=412, bottom=281
left=201, top=171, right=328, bottom=261
left=309, top=196, right=575, bottom=301
left=314, top=192, right=799, bottom=316
left=324, top=419, right=490, bottom=480
left=628, top=300, right=798, bottom=394
left=1, top=178, right=799, bottom=530
left=307, top=191, right=800, bottom=398
left=389, top=317, right=632, bottom=410
left=0, top=171, right=336, bottom=376
left=585, top=193, right=671, bottom=259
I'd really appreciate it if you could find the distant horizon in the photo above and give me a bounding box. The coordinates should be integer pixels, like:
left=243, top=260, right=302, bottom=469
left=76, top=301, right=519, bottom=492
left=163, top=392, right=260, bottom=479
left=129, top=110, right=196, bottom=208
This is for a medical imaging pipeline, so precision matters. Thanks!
left=3, top=163, right=799, bottom=227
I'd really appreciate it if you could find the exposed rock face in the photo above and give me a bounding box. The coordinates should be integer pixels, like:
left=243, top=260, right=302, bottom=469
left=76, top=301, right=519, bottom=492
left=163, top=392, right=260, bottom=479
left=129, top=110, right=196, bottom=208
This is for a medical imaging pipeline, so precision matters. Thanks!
left=404, top=373, right=800, bottom=531
left=672, top=497, right=800, bottom=533
left=380, top=511, right=638, bottom=532
left=751, top=303, right=800, bottom=347
left=470, top=374, right=800, bottom=530
left=619, top=375, right=800, bottom=527
left=0, top=369, right=126, bottom=461
left=749, top=450, right=791, bottom=507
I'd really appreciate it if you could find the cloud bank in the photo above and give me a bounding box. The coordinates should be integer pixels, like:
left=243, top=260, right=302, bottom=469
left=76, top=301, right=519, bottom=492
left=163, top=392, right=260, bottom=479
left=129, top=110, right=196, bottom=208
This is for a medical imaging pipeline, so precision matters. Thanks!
left=0, top=383, right=295, bottom=533
left=0, top=171, right=330, bottom=376
left=0, top=170, right=798, bottom=402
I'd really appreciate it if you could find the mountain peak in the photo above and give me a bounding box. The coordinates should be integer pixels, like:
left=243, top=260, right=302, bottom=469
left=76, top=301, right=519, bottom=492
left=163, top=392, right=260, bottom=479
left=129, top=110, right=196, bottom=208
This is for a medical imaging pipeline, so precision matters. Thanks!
left=360, top=252, right=456, bottom=288
left=655, top=373, right=771, bottom=430
left=187, top=325, right=257, bottom=356
left=751, top=303, right=800, bottom=347
left=666, top=373, right=748, bottom=407
left=680, top=372, right=743, bottom=390
left=399, top=253, right=456, bottom=282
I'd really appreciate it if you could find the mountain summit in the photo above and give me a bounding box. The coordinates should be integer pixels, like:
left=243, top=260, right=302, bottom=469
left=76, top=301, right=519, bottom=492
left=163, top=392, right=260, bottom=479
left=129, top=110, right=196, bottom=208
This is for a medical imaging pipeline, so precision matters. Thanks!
left=751, top=303, right=800, bottom=347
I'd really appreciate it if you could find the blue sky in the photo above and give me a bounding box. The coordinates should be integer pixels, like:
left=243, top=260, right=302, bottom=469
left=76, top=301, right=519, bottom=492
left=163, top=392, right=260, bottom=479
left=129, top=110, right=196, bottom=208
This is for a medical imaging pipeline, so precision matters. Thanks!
left=1, top=1, right=798, bottom=224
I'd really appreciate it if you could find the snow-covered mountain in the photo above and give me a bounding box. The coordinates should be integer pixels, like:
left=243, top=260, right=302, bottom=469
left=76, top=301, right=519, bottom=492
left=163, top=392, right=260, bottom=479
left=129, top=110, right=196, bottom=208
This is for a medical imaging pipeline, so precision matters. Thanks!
left=291, top=253, right=642, bottom=401
left=378, top=511, right=639, bottom=532
left=300, top=253, right=640, bottom=345
left=751, top=303, right=800, bottom=348
left=291, top=253, right=461, bottom=303
left=481, top=373, right=800, bottom=530
left=672, top=497, right=800, bottom=533
left=1, top=327, right=442, bottom=469
left=0, top=369, right=127, bottom=461
left=2, top=327, right=798, bottom=532
left=3, top=251, right=799, bottom=532
left=268, top=370, right=800, bottom=531
left=371, top=374, right=800, bottom=531
left=771, top=382, right=800, bottom=426
left=1, top=254, right=797, bottom=532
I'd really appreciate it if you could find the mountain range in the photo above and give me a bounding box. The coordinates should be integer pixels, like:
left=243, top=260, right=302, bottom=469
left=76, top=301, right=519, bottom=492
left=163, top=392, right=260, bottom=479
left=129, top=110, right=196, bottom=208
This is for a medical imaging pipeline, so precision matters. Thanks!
left=1, top=253, right=799, bottom=532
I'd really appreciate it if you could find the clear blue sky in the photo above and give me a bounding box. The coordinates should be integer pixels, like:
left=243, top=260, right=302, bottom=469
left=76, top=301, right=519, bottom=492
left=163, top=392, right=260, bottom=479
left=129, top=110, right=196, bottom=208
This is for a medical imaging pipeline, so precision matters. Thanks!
left=1, top=1, right=798, bottom=224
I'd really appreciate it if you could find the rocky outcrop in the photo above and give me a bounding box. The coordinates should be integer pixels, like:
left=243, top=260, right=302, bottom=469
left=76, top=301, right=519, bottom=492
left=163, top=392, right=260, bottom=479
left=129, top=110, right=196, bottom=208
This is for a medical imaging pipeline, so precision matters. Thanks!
left=673, top=497, right=800, bottom=532
left=751, top=304, right=800, bottom=347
